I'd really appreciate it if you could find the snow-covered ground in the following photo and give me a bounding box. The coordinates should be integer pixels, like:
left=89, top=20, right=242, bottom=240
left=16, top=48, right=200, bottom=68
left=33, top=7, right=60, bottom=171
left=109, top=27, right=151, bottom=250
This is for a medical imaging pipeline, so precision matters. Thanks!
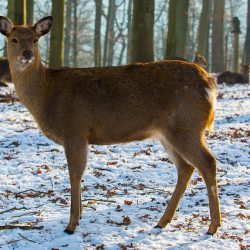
left=0, top=84, right=249, bottom=250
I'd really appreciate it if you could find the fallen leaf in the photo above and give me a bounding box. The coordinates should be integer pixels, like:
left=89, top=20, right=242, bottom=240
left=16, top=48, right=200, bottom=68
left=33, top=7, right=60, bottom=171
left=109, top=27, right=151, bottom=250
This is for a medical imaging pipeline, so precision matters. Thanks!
left=116, top=205, right=123, bottom=212
left=124, top=200, right=133, bottom=205
left=123, top=216, right=131, bottom=226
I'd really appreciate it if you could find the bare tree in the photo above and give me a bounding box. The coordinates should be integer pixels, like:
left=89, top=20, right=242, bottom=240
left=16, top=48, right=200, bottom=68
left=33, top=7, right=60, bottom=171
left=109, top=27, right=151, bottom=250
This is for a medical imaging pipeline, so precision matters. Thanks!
left=103, top=0, right=117, bottom=66
left=14, top=0, right=26, bottom=25
left=94, top=0, right=102, bottom=66
left=26, top=0, right=34, bottom=25
left=231, top=17, right=241, bottom=72
left=126, top=0, right=132, bottom=64
left=115, top=1, right=127, bottom=65
left=49, top=0, right=65, bottom=68
left=73, top=0, right=78, bottom=67
left=64, top=0, right=72, bottom=66
left=243, top=0, right=250, bottom=66
left=197, top=0, right=212, bottom=59
left=165, top=0, right=189, bottom=58
left=130, top=0, right=154, bottom=63
left=212, top=0, right=225, bottom=73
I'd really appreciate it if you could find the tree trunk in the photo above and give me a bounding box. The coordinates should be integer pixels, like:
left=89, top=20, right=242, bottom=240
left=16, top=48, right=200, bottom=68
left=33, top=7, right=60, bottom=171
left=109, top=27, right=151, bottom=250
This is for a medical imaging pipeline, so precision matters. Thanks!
left=224, top=34, right=228, bottom=71
left=118, top=36, right=126, bottom=65
left=212, top=0, right=225, bottom=73
left=103, top=0, right=116, bottom=66
left=130, top=0, right=154, bottom=63
left=243, top=0, right=250, bottom=65
left=7, top=0, right=15, bottom=20
left=94, top=0, right=102, bottom=67
left=233, top=33, right=239, bottom=72
left=231, top=17, right=241, bottom=72
left=165, top=0, right=189, bottom=58
left=14, top=0, right=26, bottom=25
left=197, top=0, right=212, bottom=58
left=49, top=0, right=64, bottom=69
left=64, top=0, right=72, bottom=66
left=26, top=0, right=34, bottom=25
left=126, top=0, right=132, bottom=64
left=72, top=0, right=78, bottom=67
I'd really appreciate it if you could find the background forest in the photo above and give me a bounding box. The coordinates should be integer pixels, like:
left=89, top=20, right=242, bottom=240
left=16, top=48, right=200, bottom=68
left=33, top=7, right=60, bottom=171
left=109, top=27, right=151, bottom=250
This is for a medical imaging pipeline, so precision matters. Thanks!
left=0, top=0, right=249, bottom=74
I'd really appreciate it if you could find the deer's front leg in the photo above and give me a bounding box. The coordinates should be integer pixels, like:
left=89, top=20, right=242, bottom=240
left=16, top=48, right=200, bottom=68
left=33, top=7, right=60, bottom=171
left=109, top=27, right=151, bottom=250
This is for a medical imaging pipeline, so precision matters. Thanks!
left=64, top=138, right=88, bottom=234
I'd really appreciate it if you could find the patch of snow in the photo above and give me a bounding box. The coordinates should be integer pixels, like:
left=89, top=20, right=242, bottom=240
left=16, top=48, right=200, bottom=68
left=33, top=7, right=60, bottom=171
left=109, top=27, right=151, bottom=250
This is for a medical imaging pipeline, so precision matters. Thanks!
left=0, top=84, right=249, bottom=249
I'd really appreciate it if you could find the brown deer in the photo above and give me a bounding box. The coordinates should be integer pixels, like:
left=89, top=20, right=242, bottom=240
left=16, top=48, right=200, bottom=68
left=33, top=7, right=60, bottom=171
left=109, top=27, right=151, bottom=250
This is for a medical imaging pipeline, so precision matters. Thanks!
left=0, top=16, right=221, bottom=235
left=0, top=58, right=11, bottom=86
left=193, top=52, right=208, bottom=68
left=167, top=52, right=208, bottom=69
left=217, top=64, right=250, bottom=84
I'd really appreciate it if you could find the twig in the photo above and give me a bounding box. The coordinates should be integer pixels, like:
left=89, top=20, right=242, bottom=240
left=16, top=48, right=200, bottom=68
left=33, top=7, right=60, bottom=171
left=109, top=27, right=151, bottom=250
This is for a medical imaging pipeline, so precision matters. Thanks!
left=96, top=167, right=112, bottom=172
left=15, top=190, right=54, bottom=198
left=15, top=189, right=34, bottom=194
left=0, top=206, right=31, bottom=215
left=143, top=186, right=167, bottom=192
left=0, top=204, right=44, bottom=215
left=50, top=176, right=54, bottom=189
left=12, top=210, right=43, bottom=218
left=0, top=239, right=22, bottom=246
left=18, top=233, right=37, bottom=243
left=83, top=205, right=97, bottom=210
left=141, top=191, right=164, bottom=195
left=0, top=206, right=20, bottom=215
left=84, top=198, right=116, bottom=203
left=0, top=224, right=44, bottom=230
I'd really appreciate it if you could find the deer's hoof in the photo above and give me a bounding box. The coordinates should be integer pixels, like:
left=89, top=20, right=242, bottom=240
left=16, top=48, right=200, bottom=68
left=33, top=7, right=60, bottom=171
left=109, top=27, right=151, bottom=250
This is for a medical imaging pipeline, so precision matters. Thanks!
left=64, top=228, right=75, bottom=234
left=154, top=225, right=163, bottom=229
left=206, top=232, right=214, bottom=236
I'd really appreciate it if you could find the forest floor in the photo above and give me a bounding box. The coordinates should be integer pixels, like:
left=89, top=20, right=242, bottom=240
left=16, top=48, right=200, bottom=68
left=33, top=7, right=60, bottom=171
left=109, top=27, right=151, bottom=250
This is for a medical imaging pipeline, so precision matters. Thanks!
left=0, top=83, right=249, bottom=250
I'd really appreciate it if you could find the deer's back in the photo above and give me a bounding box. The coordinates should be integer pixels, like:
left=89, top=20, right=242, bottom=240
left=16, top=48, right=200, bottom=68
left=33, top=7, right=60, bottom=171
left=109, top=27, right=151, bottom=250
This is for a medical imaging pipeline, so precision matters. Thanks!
left=217, top=71, right=248, bottom=84
left=42, top=60, right=215, bottom=145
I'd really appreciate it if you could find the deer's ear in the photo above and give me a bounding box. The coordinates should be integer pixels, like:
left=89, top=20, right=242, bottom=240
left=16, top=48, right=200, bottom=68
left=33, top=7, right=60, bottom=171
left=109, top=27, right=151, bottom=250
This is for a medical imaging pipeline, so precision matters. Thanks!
left=33, top=16, right=53, bottom=37
left=0, top=16, right=13, bottom=36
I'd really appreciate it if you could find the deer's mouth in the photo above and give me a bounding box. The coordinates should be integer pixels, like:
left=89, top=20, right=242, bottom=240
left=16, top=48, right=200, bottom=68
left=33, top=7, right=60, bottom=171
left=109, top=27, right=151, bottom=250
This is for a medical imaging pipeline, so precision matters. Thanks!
left=21, top=57, right=33, bottom=64
left=14, top=56, right=34, bottom=72
left=20, top=50, right=34, bottom=66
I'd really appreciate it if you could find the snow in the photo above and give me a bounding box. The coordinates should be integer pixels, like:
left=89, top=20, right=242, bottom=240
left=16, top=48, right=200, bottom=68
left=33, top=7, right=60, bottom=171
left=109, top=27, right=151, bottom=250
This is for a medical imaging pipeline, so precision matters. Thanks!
left=0, top=83, right=249, bottom=250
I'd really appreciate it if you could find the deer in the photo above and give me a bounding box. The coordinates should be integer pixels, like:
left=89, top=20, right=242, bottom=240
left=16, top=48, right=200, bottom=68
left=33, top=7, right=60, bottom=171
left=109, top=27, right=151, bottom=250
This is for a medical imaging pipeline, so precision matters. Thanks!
left=0, top=16, right=221, bottom=235
left=0, top=58, right=11, bottom=86
left=167, top=52, right=208, bottom=69
left=193, top=52, right=208, bottom=69
left=217, top=64, right=249, bottom=84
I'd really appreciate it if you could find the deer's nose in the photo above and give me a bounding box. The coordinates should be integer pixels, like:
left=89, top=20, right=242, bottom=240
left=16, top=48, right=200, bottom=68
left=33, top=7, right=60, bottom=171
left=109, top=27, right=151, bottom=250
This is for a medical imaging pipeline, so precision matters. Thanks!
left=22, top=50, right=33, bottom=60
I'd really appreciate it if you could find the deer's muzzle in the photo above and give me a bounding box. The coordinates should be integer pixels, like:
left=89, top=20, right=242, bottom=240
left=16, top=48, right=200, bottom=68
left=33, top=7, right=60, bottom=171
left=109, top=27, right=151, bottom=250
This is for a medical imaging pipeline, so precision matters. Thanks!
left=21, top=50, right=34, bottom=64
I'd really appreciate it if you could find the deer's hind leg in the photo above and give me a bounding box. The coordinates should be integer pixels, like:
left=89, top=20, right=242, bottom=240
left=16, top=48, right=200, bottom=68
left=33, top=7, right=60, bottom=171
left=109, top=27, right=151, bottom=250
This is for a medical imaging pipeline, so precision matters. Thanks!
left=159, top=130, right=221, bottom=235
left=156, top=141, right=194, bottom=228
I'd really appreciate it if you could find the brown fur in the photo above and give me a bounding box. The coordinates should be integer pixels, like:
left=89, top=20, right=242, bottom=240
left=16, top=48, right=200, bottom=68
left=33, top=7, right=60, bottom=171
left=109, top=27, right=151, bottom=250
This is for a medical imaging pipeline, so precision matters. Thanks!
left=217, top=64, right=250, bottom=84
left=0, top=58, right=11, bottom=85
left=0, top=16, right=221, bottom=235
left=193, top=52, right=208, bottom=68
left=166, top=52, right=208, bottom=69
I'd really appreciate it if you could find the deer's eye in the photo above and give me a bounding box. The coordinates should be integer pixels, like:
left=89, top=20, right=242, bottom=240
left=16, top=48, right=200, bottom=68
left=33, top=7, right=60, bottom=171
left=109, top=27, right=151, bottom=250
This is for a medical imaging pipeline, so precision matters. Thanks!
left=33, top=39, right=38, bottom=43
left=11, top=38, right=18, bottom=44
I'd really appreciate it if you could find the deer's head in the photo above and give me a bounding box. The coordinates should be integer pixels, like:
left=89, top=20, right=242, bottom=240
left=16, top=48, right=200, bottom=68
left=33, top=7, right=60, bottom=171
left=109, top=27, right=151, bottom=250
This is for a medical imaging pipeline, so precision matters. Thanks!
left=194, top=52, right=208, bottom=68
left=241, top=64, right=250, bottom=74
left=0, top=16, right=53, bottom=71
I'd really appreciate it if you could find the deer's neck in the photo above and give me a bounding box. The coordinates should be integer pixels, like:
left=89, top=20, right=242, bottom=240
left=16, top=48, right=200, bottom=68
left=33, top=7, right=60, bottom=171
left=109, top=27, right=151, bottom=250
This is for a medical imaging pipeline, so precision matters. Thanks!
left=10, top=57, right=49, bottom=119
